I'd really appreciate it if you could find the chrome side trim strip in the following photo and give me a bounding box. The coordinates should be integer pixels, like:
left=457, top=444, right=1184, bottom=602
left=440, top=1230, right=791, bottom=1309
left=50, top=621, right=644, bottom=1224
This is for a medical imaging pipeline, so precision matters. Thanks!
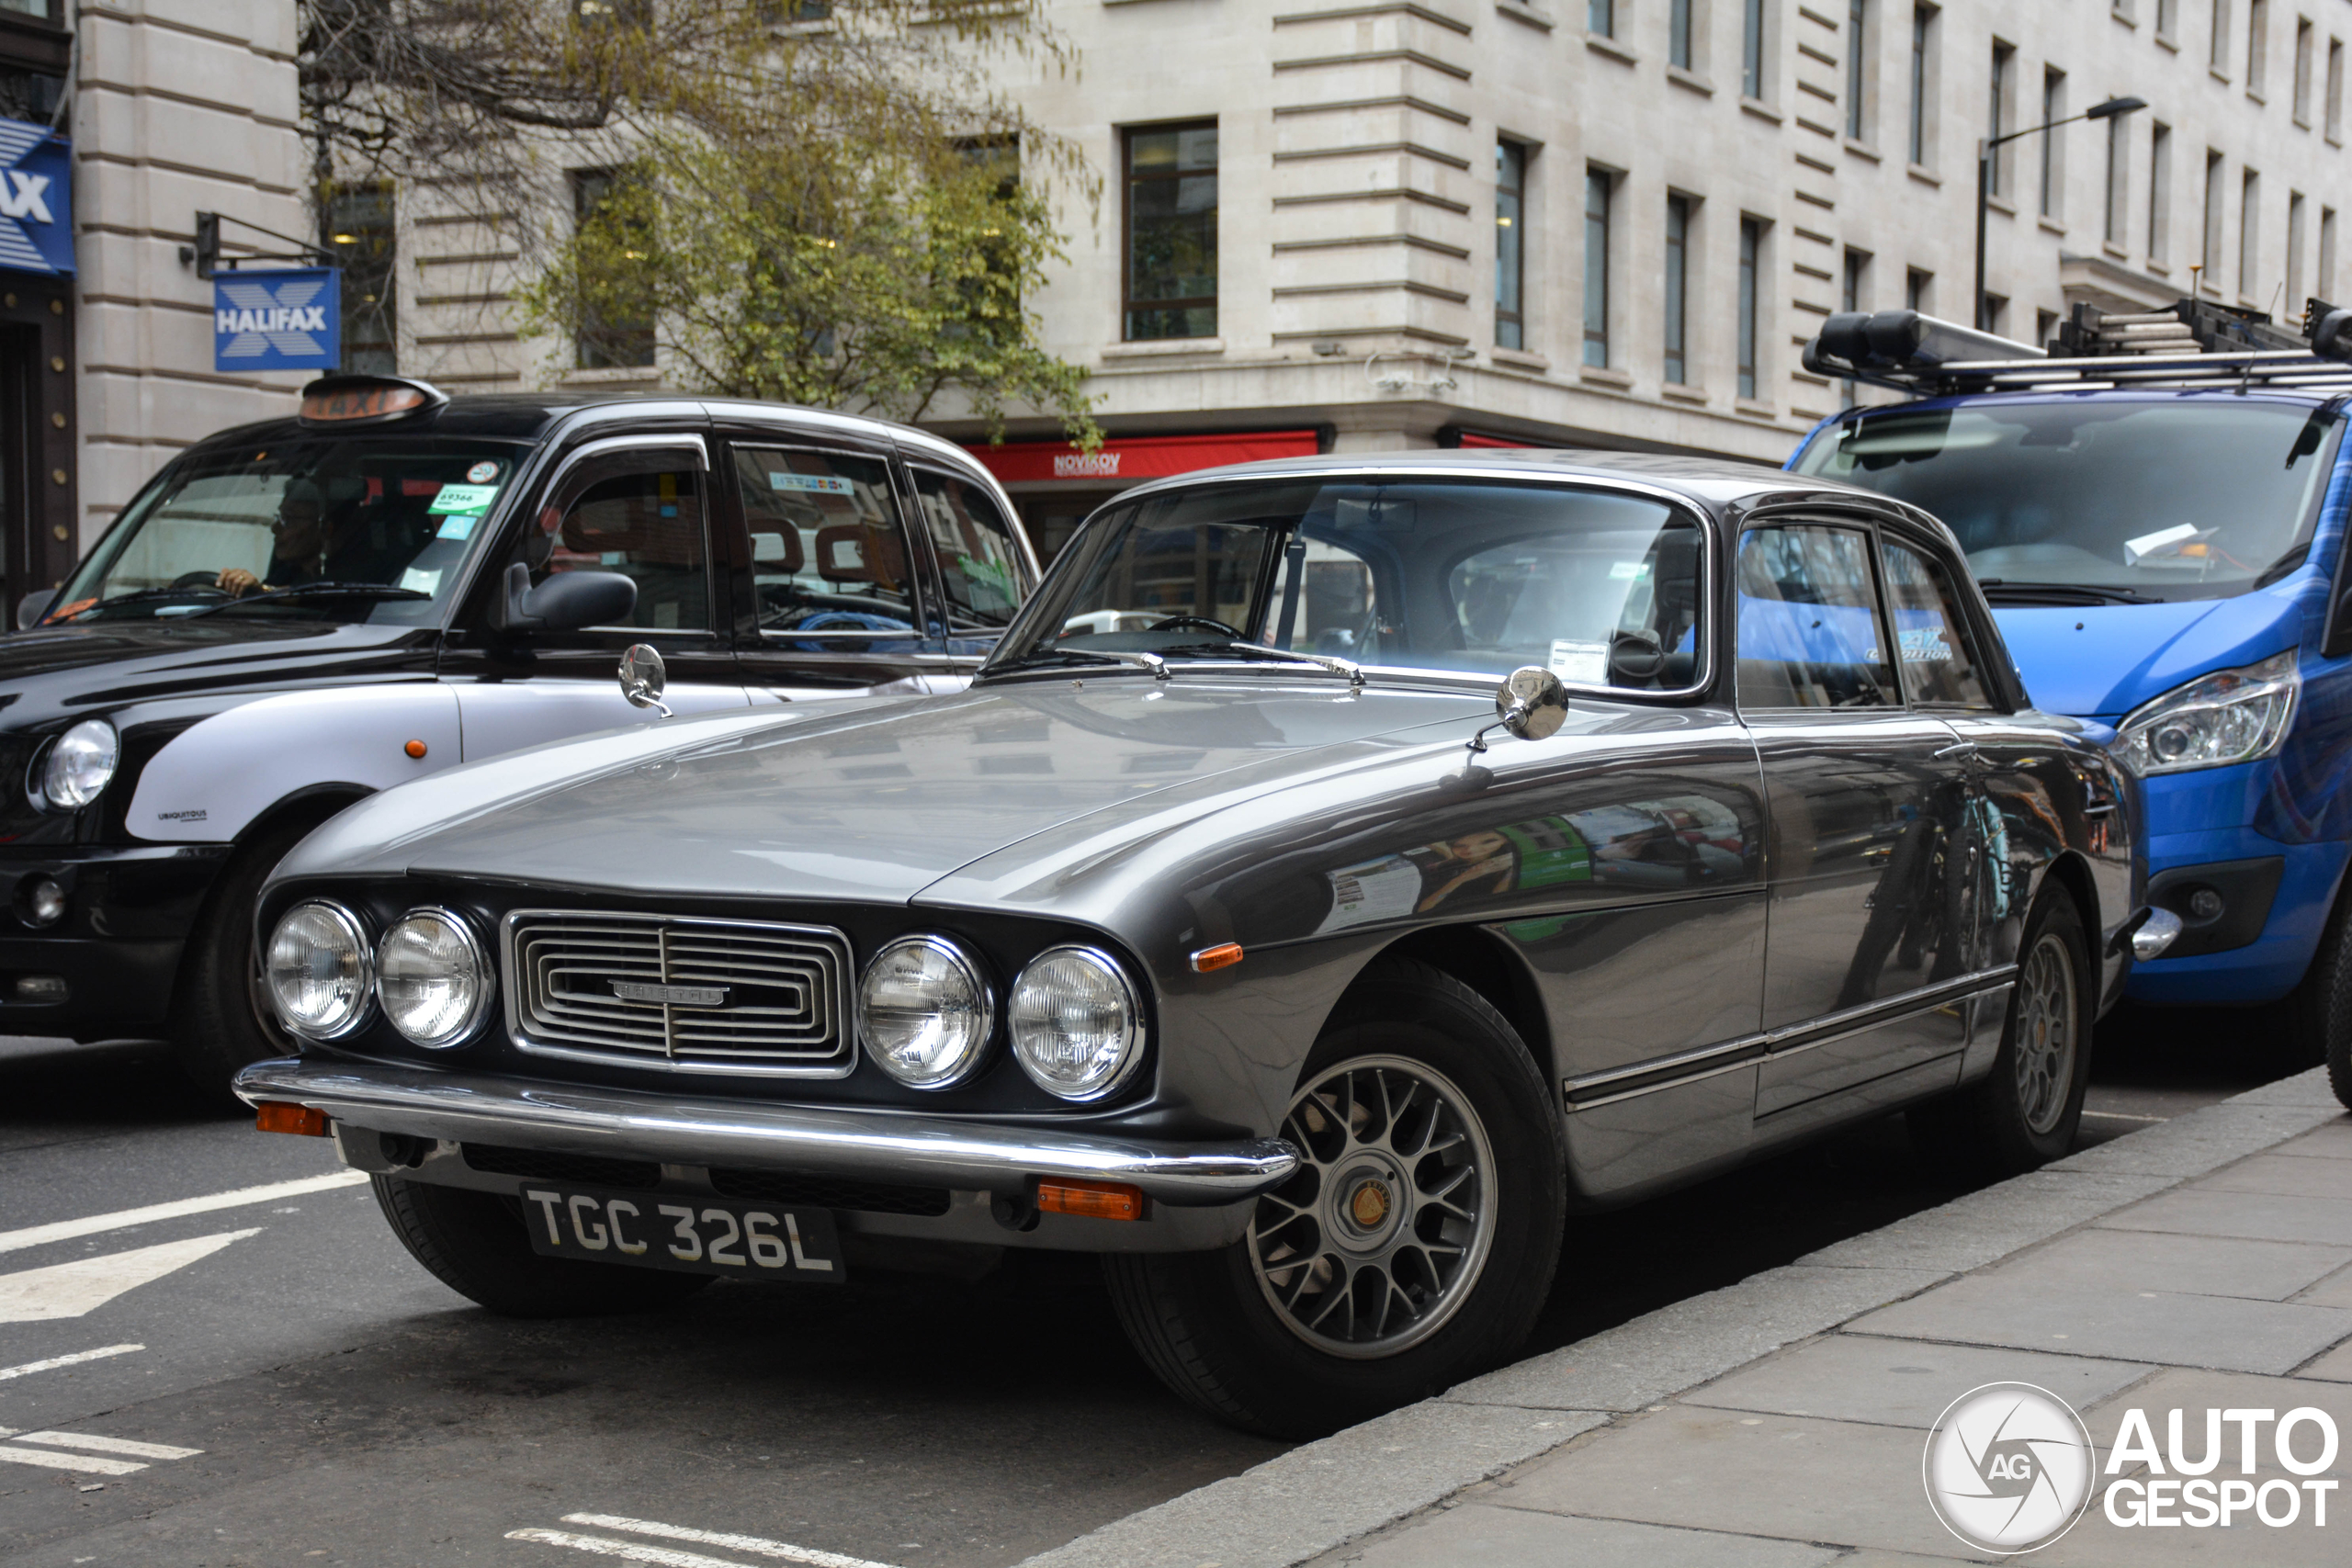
left=232, top=1057, right=1296, bottom=1206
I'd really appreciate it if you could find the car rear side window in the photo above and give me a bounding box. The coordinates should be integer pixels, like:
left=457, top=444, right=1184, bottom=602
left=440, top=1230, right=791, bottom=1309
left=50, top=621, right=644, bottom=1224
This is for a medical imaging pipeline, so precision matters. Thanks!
left=1880, top=538, right=1996, bottom=709
left=734, top=446, right=918, bottom=639
left=1736, top=525, right=1898, bottom=709
left=910, top=468, right=1023, bottom=631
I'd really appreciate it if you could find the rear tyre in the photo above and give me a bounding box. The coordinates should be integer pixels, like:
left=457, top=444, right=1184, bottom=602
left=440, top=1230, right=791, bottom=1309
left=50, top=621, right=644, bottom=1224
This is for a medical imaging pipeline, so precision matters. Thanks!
left=1909, top=886, right=2094, bottom=1178
left=172, top=807, right=345, bottom=1098
left=373, top=1176, right=713, bottom=1318
left=1103, top=961, right=1565, bottom=1438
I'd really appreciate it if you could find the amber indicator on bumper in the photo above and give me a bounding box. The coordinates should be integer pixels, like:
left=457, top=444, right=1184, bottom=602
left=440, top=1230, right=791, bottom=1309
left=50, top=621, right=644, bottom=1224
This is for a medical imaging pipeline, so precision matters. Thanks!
left=254, top=1101, right=332, bottom=1137
left=1036, top=1179, right=1147, bottom=1221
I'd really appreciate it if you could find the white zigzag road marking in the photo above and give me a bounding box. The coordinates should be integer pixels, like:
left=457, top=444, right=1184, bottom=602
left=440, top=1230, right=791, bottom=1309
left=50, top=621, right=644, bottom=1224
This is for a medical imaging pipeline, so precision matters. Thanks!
left=0, top=1169, right=366, bottom=1256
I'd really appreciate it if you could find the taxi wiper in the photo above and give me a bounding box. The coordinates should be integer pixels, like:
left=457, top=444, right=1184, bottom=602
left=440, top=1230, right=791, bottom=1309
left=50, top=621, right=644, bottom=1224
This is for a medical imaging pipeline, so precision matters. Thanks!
left=1976, top=579, right=2164, bottom=606
left=186, top=581, right=433, bottom=617
left=57, top=585, right=227, bottom=617
left=1179, top=639, right=1366, bottom=693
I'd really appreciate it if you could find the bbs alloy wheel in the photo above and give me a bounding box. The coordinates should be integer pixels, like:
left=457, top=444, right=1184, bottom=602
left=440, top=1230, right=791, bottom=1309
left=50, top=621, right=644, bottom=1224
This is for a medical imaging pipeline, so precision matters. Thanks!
left=2011, top=930, right=2079, bottom=1137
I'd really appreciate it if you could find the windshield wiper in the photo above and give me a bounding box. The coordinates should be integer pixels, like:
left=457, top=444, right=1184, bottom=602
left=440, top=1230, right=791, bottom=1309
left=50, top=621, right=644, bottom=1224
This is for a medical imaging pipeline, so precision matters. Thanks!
left=185, top=581, right=433, bottom=617
left=1208, top=640, right=1367, bottom=693
left=998, top=645, right=1171, bottom=682
left=51, top=585, right=228, bottom=619
left=1976, top=579, right=2165, bottom=606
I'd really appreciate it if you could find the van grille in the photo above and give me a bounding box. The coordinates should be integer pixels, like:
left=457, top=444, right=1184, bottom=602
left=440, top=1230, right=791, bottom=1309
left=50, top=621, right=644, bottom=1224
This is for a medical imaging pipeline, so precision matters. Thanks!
left=503, top=911, right=854, bottom=1077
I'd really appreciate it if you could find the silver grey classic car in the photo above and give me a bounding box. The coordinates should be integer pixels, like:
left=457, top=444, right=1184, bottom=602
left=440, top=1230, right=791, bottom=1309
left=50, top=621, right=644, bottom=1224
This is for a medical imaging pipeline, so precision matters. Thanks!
left=234, top=451, right=2163, bottom=1437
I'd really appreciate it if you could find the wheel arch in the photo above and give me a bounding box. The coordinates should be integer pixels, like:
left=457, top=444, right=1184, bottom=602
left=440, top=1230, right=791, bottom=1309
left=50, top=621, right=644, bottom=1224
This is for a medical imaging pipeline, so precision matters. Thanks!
left=1332, top=924, right=1556, bottom=1090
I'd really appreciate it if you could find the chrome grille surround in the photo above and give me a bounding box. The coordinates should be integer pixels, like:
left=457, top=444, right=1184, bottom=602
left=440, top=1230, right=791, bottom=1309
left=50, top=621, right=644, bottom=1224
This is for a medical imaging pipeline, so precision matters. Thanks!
left=502, top=909, right=854, bottom=1077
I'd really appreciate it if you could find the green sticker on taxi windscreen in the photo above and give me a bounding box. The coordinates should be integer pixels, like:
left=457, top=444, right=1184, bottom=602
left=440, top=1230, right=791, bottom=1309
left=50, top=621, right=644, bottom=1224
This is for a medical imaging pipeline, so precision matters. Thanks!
left=429, top=482, right=500, bottom=515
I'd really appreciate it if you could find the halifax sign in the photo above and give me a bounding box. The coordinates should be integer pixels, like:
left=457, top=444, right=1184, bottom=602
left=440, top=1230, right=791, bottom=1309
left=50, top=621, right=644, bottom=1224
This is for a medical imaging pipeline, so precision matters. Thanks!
left=212, top=267, right=340, bottom=374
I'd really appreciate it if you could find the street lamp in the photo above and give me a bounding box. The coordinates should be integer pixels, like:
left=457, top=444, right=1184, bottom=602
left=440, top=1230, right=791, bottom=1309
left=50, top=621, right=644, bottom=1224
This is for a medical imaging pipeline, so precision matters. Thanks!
left=1974, top=95, right=2148, bottom=332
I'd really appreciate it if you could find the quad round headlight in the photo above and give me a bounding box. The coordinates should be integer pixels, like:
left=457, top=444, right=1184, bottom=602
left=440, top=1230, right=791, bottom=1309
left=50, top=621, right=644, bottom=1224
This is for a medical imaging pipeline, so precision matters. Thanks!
left=857, top=934, right=993, bottom=1089
left=41, top=719, right=118, bottom=810
left=1009, top=945, right=1142, bottom=1101
left=376, top=908, right=492, bottom=1047
left=265, top=900, right=372, bottom=1039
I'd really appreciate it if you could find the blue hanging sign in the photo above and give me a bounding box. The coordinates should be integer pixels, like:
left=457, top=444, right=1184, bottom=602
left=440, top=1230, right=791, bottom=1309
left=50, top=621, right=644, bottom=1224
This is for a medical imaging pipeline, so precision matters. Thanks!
left=0, top=118, right=72, bottom=276
left=213, top=267, right=340, bottom=373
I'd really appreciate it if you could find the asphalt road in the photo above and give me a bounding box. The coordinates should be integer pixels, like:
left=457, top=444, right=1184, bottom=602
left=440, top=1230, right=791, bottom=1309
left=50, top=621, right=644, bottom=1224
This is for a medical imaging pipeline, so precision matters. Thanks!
left=0, top=1010, right=2312, bottom=1568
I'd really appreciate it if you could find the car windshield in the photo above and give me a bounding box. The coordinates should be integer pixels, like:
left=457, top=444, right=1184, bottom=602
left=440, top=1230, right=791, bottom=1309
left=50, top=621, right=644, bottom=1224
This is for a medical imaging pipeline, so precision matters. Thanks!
left=43, top=434, right=529, bottom=626
left=987, top=477, right=1706, bottom=687
left=1792, top=400, right=2341, bottom=604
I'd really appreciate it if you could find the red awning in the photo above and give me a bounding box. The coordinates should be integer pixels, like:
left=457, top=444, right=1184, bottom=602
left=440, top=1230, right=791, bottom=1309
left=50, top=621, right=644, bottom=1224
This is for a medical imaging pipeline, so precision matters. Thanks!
left=1455, top=431, right=1540, bottom=449
left=963, top=430, right=1321, bottom=485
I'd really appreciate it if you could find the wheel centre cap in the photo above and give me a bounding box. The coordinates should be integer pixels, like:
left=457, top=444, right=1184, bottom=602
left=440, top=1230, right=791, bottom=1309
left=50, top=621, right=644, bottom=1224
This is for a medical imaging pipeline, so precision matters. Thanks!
left=1329, top=1156, right=1407, bottom=1249
left=1351, top=1179, right=1392, bottom=1228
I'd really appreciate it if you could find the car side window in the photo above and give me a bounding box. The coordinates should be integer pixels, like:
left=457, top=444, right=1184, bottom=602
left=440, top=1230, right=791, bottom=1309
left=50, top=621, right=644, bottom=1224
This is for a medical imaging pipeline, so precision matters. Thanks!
left=733, top=446, right=918, bottom=637
left=526, top=466, right=711, bottom=632
left=910, top=468, right=1023, bottom=631
left=1880, top=539, right=1996, bottom=709
left=1735, top=524, right=1898, bottom=710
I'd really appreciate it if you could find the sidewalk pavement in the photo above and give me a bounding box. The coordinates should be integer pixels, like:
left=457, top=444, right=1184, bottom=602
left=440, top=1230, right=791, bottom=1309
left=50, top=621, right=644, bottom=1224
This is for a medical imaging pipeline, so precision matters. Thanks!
left=1026, top=1067, right=2352, bottom=1568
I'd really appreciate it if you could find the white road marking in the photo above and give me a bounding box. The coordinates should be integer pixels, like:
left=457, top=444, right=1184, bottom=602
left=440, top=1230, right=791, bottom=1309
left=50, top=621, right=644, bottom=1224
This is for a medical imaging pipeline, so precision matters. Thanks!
left=0, top=1170, right=366, bottom=1257
left=4, top=1430, right=203, bottom=1461
left=0, top=1344, right=141, bottom=1381
left=0, top=1446, right=145, bottom=1476
left=560, top=1517, right=902, bottom=1568
left=507, top=1529, right=760, bottom=1568
left=0, top=1229, right=260, bottom=1323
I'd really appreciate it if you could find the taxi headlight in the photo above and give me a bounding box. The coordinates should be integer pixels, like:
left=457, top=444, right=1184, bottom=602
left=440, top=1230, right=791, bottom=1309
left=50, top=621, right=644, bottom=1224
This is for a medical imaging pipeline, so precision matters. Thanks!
left=42, top=719, right=118, bottom=809
left=265, top=900, right=371, bottom=1039
left=857, top=934, right=993, bottom=1089
left=375, top=908, right=492, bottom=1047
left=2116, top=650, right=2301, bottom=776
left=1010, top=945, right=1142, bottom=1101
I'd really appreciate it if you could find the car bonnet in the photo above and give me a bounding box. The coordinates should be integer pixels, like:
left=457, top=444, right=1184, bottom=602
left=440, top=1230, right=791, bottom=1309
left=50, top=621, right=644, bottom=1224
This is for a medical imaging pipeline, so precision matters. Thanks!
left=1993, top=585, right=2311, bottom=720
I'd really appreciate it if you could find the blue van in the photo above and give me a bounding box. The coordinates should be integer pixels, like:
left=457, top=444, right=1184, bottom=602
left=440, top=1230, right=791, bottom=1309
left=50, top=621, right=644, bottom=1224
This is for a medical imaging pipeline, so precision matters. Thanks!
left=1792, top=301, right=2352, bottom=1099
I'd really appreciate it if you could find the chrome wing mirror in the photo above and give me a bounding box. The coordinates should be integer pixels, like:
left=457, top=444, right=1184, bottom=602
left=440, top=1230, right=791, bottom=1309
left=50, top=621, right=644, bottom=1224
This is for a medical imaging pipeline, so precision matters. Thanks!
left=1466, top=666, right=1567, bottom=754
left=618, top=643, right=673, bottom=718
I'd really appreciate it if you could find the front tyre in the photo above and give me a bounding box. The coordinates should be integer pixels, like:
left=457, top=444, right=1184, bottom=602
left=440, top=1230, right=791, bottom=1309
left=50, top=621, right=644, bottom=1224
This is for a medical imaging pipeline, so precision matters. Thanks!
left=374, top=1176, right=712, bottom=1318
left=2280, top=884, right=2352, bottom=1102
left=1104, top=962, right=1565, bottom=1438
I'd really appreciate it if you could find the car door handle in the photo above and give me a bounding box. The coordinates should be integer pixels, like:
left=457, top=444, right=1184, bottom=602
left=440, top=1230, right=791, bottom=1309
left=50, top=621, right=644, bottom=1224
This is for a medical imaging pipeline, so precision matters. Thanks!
left=1933, top=740, right=1981, bottom=761
left=2082, top=800, right=2118, bottom=818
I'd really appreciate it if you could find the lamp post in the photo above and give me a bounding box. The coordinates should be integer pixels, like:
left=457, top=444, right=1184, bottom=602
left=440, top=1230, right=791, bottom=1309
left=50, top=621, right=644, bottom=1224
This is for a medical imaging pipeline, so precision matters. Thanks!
left=1974, top=95, right=2147, bottom=332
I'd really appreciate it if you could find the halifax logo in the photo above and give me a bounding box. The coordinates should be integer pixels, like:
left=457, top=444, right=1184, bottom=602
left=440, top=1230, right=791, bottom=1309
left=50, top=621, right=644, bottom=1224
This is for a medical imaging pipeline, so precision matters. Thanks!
left=0, top=116, right=73, bottom=276
left=212, top=267, right=340, bottom=373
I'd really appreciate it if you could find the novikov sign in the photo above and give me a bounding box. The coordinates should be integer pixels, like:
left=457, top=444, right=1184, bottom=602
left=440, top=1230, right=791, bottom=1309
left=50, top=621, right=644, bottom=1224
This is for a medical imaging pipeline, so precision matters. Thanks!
left=0, top=117, right=72, bottom=276
left=212, top=267, right=340, bottom=374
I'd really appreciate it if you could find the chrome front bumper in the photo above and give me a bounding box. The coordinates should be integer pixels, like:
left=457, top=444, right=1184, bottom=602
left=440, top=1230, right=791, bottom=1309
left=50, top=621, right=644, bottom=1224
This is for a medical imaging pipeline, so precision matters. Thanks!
left=232, top=1057, right=1298, bottom=1206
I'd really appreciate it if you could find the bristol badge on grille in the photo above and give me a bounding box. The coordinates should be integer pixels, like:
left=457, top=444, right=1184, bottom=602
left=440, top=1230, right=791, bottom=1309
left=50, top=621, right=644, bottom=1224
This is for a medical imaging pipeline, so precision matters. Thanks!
left=610, top=980, right=729, bottom=1007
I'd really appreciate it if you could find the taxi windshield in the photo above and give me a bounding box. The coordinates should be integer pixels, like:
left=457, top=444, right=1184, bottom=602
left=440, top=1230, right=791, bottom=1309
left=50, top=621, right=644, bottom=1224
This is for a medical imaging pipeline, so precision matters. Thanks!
left=45, top=435, right=527, bottom=626
left=989, top=478, right=1705, bottom=688
left=1792, top=400, right=2341, bottom=604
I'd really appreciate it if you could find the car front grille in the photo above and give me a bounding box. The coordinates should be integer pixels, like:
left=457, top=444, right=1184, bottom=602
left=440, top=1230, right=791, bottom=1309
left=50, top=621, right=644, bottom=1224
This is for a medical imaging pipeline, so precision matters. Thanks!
left=503, top=910, right=854, bottom=1077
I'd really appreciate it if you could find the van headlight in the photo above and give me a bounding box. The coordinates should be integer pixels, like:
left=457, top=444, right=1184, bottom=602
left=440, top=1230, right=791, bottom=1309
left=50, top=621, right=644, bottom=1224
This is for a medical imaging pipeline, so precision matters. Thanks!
left=858, top=934, right=993, bottom=1088
left=42, top=719, right=118, bottom=809
left=1010, top=945, right=1143, bottom=1100
left=376, top=908, right=492, bottom=1047
left=265, top=901, right=372, bottom=1039
left=2115, top=650, right=2300, bottom=776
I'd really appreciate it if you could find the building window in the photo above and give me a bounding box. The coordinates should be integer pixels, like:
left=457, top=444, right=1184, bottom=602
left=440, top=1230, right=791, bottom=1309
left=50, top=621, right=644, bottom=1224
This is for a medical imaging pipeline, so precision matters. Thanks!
left=2212, top=0, right=2232, bottom=73
left=1908, top=6, right=1935, bottom=165
left=1737, top=216, right=1763, bottom=398
left=2040, top=67, right=2064, bottom=219
left=2289, top=190, right=2308, bottom=305
left=2248, top=0, right=2269, bottom=92
left=1671, top=0, right=1696, bottom=68
left=1839, top=248, right=1868, bottom=406
left=1665, top=194, right=1693, bottom=384
left=2103, top=110, right=2126, bottom=243
left=2157, top=0, right=2179, bottom=39
left=570, top=168, right=655, bottom=370
left=1589, top=0, right=1614, bottom=36
left=2202, top=150, right=2225, bottom=289
left=1584, top=167, right=1612, bottom=367
left=2324, top=206, right=2339, bottom=298
left=2149, top=120, right=2173, bottom=263
left=1742, top=0, right=1767, bottom=99
left=326, top=183, right=398, bottom=376
left=1847, top=0, right=1870, bottom=139
left=1905, top=266, right=1931, bottom=311
left=1123, top=121, right=1218, bottom=342
left=2295, top=17, right=2315, bottom=121
left=2241, top=167, right=2261, bottom=296
left=1983, top=293, right=2008, bottom=336
left=1986, top=41, right=2015, bottom=199
left=2330, top=39, right=2345, bottom=140
left=1496, top=141, right=1527, bottom=351
left=2036, top=308, right=2059, bottom=346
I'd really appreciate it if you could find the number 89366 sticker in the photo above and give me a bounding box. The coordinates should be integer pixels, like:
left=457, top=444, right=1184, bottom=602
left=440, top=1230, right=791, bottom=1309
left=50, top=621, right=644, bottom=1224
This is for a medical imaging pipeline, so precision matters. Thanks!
left=521, top=1186, right=845, bottom=1281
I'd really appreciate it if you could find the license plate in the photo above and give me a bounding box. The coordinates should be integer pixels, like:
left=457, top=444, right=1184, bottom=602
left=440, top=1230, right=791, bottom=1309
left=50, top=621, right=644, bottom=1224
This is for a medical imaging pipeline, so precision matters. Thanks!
left=519, top=1185, right=845, bottom=1283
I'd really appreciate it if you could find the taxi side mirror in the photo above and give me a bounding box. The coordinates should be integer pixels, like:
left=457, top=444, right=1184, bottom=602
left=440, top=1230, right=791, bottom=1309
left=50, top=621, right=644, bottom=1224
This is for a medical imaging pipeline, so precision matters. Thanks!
left=15, top=587, right=54, bottom=630
left=492, top=562, right=638, bottom=633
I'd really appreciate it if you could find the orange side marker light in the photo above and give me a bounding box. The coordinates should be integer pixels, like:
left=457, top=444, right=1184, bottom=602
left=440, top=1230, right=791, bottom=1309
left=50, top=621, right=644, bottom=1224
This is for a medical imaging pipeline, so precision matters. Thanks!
left=254, top=1101, right=331, bottom=1137
left=1036, top=1179, right=1146, bottom=1221
left=403, top=739, right=428, bottom=759
left=1191, top=942, right=1244, bottom=974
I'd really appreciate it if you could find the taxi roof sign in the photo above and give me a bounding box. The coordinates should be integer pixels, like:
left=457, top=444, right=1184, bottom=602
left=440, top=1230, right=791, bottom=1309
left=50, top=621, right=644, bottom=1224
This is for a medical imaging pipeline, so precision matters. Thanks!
left=298, top=374, right=447, bottom=425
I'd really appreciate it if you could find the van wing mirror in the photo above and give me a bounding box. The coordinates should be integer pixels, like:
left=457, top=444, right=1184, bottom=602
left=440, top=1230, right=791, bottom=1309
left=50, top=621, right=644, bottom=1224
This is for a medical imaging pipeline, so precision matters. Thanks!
left=492, top=563, right=638, bottom=633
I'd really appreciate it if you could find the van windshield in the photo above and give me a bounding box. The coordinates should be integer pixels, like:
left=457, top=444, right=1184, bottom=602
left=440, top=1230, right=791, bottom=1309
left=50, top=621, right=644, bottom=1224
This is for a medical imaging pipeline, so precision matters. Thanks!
left=1792, top=400, right=2341, bottom=604
left=44, top=435, right=528, bottom=626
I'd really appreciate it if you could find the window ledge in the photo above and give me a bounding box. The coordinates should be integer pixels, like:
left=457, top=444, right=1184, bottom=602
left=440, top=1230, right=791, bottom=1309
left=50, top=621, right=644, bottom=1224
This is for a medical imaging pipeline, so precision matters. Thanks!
left=2155, top=31, right=2178, bottom=52
left=2110, top=4, right=2136, bottom=26
left=1578, top=365, right=1634, bottom=389
left=2147, top=258, right=2172, bottom=275
left=1102, top=337, right=1226, bottom=359
left=1844, top=135, right=1882, bottom=163
left=2103, top=240, right=2132, bottom=261
left=2331, top=132, right=2346, bottom=149
left=1659, top=382, right=1709, bottom=404
left=1586, top=34, right=1636, bottom=65
left=2038, top=216, right=2066, bottom=236
left=1734, top=397, right=1779, bottom=419
left=1668, top=64, right=1715, bottom=96
left=1986, top=194, right=2018, bottom=218
left=1490, top=346, right=1551, bottom=371
left=1906, top=162, right=1942, bottom=187
left=2295, top=113, right=2313, bottom=130
left=1739, top=96, right=1784, bottom=125
left=2211, top=66, right=2233, bottom=85
left=1495, top=0, right=1555, bottom=29
left=2247, top=87, right=2267, bottom=106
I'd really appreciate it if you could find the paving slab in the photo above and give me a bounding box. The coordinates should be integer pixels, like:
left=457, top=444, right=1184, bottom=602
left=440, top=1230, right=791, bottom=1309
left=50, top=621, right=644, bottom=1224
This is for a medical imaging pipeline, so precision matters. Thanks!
left=1442, top=1265, right=1945, bottom=1415
left=1972, top=1225, right=2352, bottom=1303
left=1678, top=1333, right=2153, bottom=1429
left=2292, top=1262, right=2352, bottom=1309
left=2099, top=1186, right=2352, bottom=1247
left=1310, top=1503, right=1849, bottom=1568
left=2073, top=1365, right=2352, bottom=1479
left=2048, top=1100, right=2345, bottom=1180
left=1794, top=1171, right=2175, bottom=1275
left=2268, top=1122, right=2352, bottom=1160
left=2290, top=1337, right=2352, bottom=1381
left=1846, top=1274, right=2352, bottom=1374
left=2198, top=1151, right=2352, bottom=1200
left=2216, top=1070, right=2343, bottom=1108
